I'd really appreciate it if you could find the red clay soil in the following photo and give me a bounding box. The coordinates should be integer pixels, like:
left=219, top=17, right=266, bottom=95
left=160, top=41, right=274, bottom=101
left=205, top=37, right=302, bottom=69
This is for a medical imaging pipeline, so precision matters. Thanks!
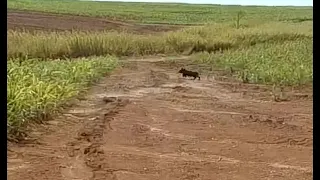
left=7, top=10, right=182, bottom=34
left=7, top=57, right=313, bottom=180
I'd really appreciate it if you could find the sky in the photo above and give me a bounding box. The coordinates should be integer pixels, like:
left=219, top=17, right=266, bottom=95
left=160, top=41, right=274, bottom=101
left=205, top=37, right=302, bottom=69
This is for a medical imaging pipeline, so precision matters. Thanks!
left=95, top=0, right=313, bottom=6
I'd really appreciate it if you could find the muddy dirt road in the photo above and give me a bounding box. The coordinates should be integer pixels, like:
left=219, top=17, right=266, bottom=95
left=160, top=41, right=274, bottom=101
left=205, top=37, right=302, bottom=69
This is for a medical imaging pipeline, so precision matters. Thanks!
left=7, top=57, right=313, bottom=180
left=7, top=10, right=182, bottom=34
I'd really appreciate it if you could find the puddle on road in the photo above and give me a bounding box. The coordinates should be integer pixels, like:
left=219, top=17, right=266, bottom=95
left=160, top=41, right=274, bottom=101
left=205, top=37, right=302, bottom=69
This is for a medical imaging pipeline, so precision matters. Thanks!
left=133, top=87, right=173, bottom=95
left=169, top=107, right=248, bottom=116
left=94, top=87, right=173, bottom=101
left=94, top=93, right=140, bottom=98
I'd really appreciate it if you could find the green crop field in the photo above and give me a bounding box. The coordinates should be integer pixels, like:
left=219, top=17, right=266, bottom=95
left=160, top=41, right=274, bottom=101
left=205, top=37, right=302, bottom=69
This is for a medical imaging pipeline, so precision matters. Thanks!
left=8, top=0, right=313, bottom=24
left=7, top=0, right=313, bottom=138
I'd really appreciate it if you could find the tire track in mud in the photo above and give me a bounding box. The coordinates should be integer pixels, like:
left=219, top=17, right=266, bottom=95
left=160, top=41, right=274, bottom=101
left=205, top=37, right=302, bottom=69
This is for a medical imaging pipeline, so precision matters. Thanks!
left=7, top=57, right=313, bottom=180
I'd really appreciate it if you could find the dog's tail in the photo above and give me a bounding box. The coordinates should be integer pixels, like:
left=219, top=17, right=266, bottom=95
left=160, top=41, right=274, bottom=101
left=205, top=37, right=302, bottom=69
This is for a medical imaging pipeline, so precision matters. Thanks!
left=197, top=72, right=201, bottom=80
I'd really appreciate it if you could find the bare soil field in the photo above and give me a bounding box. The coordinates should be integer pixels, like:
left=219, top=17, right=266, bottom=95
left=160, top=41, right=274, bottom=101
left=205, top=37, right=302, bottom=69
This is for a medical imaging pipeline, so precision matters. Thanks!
left=7, top=57, right=313, bottom=180
left=7, top=10, right=182, bottom=33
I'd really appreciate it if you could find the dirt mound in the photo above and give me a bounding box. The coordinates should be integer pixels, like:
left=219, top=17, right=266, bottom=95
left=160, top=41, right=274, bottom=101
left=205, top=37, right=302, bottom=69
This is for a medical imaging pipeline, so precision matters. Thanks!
left=8, top=57, right=313, bottom=180
left=7, top=10, right=182, bottom=34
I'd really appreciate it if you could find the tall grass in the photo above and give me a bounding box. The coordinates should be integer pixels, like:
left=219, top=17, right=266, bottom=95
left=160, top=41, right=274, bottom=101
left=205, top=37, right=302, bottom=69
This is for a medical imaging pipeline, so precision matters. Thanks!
left=7, top=56, right=118, bottom=137
left=8, top=22, right=312, bottom=60
left=194, top=39, right=313, bottom=85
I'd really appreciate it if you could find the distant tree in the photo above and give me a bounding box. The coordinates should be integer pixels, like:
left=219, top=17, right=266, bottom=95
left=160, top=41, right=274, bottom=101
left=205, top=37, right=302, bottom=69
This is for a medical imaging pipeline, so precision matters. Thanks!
left=235, top=10, right=246, bottom=29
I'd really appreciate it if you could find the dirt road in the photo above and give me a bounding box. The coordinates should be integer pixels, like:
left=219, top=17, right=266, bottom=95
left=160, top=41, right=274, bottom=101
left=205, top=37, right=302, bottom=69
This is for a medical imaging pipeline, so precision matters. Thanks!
left=7, top=10, right=182, bottom=34
left=7, top=57, right=313, bottom=180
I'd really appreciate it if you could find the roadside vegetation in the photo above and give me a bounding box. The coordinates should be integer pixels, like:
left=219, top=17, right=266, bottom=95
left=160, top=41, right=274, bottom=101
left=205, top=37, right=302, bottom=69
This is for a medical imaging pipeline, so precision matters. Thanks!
left=7, top=0, right=313, bottom=138
left=7, top=56, right=117, bottom=138
left=193, top=39, right=312, bottom=85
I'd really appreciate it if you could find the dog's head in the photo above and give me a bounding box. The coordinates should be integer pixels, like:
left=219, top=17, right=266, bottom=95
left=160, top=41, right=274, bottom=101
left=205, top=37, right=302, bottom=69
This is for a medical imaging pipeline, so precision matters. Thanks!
left=178, top=68, right=186, bottom=73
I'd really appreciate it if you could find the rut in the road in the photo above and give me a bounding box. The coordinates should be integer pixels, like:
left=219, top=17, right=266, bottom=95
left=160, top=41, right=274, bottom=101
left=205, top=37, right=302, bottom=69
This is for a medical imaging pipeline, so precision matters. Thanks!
left=8, top=58, right=313, bottom=180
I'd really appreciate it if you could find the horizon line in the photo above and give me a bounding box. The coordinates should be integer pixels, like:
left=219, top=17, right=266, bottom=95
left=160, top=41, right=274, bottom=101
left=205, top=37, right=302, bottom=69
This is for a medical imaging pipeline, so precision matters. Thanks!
left=92, top=0, right=313, bottom=7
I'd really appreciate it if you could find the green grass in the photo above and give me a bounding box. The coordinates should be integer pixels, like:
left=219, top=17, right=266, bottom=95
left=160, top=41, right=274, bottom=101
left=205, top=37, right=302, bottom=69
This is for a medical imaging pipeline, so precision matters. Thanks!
left=8, top=0, right=313, bottom=24
left=7, top=56, right=118, bottom=137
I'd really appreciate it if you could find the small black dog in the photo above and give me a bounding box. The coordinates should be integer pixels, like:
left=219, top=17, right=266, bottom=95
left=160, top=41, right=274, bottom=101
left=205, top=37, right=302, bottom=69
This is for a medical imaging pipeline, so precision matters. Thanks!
left=178, top=68, right=200, bottom=80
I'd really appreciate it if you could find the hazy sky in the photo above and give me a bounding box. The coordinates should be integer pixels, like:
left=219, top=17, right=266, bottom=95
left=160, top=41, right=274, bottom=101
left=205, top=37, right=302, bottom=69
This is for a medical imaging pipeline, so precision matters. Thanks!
left=96, top=0, right=313, bottom=6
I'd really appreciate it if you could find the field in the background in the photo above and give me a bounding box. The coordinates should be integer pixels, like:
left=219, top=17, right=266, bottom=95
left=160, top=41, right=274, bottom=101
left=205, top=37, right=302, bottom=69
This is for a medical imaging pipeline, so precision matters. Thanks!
left=8, top=0, right=313, bottom=24
left=8, top=21, right=313, bottom=86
